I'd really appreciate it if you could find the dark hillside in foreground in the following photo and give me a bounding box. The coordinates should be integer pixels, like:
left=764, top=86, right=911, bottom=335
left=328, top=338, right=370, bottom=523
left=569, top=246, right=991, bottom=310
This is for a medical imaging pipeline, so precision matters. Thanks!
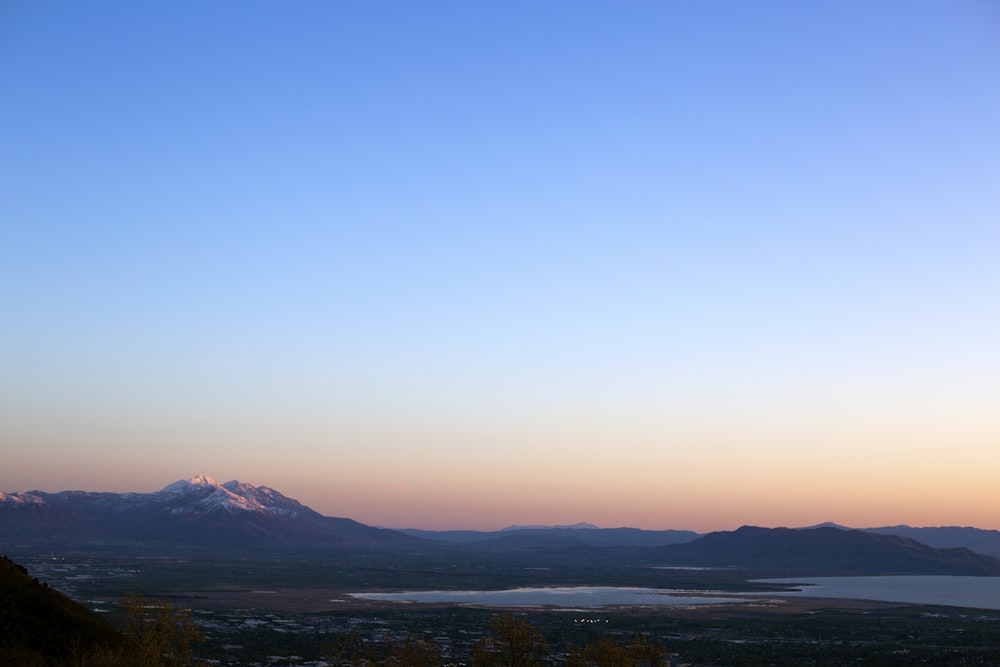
left=655, top=526, right=1000, bottom=575
left=0, top=556, right=128, bottom=665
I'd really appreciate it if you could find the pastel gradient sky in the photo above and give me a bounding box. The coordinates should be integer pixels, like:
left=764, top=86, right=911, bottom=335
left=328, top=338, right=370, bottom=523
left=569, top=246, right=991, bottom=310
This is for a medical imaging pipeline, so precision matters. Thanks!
left=3, top=1, right=998, bottom=531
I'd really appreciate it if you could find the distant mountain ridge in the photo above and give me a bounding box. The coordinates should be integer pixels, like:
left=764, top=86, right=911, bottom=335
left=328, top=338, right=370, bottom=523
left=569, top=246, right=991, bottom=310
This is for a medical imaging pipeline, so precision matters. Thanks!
left=501, top=522, right=600, bottom=531
left=1, top=475, right=314, bottom=522
left=0, top=476, right=415, bottom=550
left=5, top=479, right=1000, bottom=575
left=655, top=525, right=1000, bottom=575
left=863, top=525, right=1000, bottom=560
left=400, top=525, right=701, bottom=548
left=792, top=523, right=1000, bottom=560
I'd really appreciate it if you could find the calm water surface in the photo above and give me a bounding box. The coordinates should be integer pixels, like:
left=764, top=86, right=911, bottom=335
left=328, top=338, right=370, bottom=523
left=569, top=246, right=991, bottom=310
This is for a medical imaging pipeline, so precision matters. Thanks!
left=757, top=576, right=1000, bottom=611
left=351, top=577, right=1000, bottom=610
left=351, top=586, right=747, bottom=608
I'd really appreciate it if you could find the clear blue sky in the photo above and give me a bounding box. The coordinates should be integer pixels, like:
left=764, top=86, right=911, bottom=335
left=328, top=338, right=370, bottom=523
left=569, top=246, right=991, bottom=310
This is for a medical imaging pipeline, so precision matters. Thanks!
left=2, top=1, right=998, bottom=530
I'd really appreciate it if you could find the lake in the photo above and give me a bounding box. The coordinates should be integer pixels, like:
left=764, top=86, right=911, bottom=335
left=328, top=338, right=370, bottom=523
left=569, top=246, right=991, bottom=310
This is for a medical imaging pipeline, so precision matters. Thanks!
left=757, top=576, right=1000, bottom=611
left=352, top=577, right=1000, bottom=611
left=350, top=586, right=747, bottom=608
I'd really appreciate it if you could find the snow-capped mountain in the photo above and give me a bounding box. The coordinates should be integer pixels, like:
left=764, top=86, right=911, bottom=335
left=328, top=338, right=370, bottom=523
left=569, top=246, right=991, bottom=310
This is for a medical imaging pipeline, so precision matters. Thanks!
left=156, top=475, right=308, bottom=516
left=0, top=491, right=45, bottom=506
left=1, top=476, right=310, bottom=517
left=0, top=476, right=416, bottom=551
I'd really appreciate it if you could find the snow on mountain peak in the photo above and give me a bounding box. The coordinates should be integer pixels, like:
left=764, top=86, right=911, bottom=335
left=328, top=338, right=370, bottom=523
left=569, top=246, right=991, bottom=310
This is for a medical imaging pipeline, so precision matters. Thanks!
left=160, top=475, right=222, bottom=495
left=222, top=480, right=254, bottom=494
left=2, top=477, right=306, bottom=517
left=157, top=476, right=302, bottom=516
left=189, top=474, right=217, bottom=486
left=0, top=491, right=46, bottom=506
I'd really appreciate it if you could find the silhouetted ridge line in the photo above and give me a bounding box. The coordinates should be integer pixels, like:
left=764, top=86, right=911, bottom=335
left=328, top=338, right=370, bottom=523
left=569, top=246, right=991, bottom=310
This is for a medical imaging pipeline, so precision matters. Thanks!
left=654, top=526, right=1000, bottom=575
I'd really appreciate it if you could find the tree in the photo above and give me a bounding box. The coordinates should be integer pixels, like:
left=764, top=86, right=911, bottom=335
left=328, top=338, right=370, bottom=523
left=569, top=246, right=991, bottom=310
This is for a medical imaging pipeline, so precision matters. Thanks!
left=323, top=631, right=368, bottom=666
left=471, top=613, right=547, bottom=667
left=566, top=637, right=633, bottom=667
left=566, top=635, right=671, bottom=667
left=118, top=594, right=204, bottom=666
left=383, top=634, right=443, bottom=667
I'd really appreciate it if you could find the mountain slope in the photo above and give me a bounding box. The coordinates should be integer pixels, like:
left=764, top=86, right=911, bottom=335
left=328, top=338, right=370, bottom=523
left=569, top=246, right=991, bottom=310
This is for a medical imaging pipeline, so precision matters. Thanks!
left=0, top=556, right=128, bottom=664
left=655, top=526, right=1000, bottom=575
left=0, top=476, right=417, bottom=552
left=864, top=525, right=1000, bottom=559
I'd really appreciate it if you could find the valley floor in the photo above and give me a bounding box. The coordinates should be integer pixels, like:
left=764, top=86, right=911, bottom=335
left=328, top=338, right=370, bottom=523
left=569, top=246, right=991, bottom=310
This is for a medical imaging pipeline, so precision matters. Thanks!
left=10, top=550, right=1000, bottom=666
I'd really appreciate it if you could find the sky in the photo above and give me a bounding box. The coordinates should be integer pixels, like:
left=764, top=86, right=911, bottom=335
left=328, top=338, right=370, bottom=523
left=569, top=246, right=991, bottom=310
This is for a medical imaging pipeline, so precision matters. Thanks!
left=2, top=1, right=998, bottom=532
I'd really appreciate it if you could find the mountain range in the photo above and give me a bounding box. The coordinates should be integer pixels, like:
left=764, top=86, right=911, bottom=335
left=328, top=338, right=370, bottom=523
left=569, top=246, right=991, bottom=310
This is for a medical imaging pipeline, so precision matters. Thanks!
left=404, top=522, right=1000, bottom=559
left=654, top=525, right=1000, bottom=575
left=400, top=525, right=701, bottom=548
left=0, top=475, right=414, bottom=550
left=3, top=476, right=1000, bottom=575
